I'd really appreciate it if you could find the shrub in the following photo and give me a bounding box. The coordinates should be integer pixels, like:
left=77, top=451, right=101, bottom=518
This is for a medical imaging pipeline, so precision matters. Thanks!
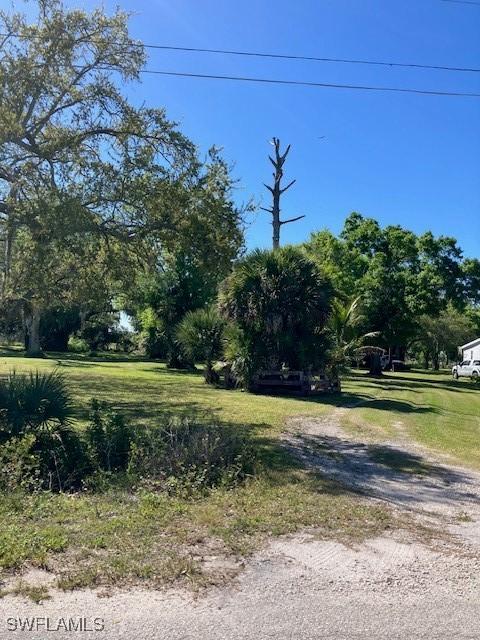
left=128, top=418, right=256, bottom=494
left=0, top=371, right=74, bottom=440
left=0, top=434, right=41, bottom=492
left=68, top=336, right=89, bottom=353
left=115, top=329, right=135, bottom=353
left=34, top=427, right=90, bottom=491
left=85, top=400, right=133, bottom=472
left=0, top=373, right=255, bottom=495
left=0, top=371, right=89, bottom=490
left=176, top=307, right=225, bottom=383
left=40, top=307, right=81, bottom=352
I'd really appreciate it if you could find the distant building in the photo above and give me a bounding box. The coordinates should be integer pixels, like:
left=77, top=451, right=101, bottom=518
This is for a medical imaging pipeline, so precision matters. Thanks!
left=459, top=338, right=480, bottom=362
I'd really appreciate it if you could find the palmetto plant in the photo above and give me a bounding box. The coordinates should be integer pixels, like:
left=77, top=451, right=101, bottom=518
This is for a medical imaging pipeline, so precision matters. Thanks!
left=0, top=371, right=87, bottom=490
left=176, top=307, right=225, bottom=383
left=0, top=371, right=74, bottom=440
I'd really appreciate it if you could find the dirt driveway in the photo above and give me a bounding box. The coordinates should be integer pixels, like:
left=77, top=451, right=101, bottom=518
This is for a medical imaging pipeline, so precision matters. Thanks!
left=1, top=412, right=479, bottom=640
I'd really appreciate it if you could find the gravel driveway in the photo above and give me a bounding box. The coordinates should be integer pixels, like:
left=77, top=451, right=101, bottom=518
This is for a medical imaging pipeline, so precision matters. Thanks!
left=1, top=412, right=479, bottom=640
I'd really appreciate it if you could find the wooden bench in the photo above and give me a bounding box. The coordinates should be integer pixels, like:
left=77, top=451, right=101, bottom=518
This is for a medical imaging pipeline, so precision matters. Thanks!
left=252, top=371, right=340, bottom=395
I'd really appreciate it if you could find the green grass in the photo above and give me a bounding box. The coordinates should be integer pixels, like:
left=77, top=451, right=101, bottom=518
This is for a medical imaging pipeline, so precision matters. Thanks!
left=340, top=369, right=480, bottom=468
left=1, top=582, right=51, bottom=604
left=0, top=472, right=392, bottom=591
left=0, top=351, right=478, bottom=593
left=0, top=352, right=333, bottom=433
left=7, top=354, right=477, bottom=467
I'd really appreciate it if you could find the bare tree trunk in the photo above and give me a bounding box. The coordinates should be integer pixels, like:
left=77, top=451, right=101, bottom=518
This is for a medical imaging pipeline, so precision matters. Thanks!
left=261, top=138, right=305, bottom=249
left=424, top=352, right=431, bottom=370
left=0, top=187, right=19, bottom=297
left=24, top=305, right=42, bottom=356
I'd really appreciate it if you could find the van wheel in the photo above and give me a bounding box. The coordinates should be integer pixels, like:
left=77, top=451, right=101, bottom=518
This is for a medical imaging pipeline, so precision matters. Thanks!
left=453, top=371, right=459, bottom=380
left=472, top=371, right=479, bottom=382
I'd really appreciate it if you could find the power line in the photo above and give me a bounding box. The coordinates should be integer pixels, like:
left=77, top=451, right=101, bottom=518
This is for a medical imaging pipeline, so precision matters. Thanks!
left=139, top=44, right=480, bottom=75
left=440, top=0, right=480, bottom=5
left=140, top=68, right=480, bottom=98
left=3, top=30, right=480, bottom=97
left=2, top=31, right=480, bottom=74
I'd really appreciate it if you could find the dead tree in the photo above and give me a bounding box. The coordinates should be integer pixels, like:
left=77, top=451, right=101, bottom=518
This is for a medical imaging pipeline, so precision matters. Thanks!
left=261, top=138, right=305, bottom=249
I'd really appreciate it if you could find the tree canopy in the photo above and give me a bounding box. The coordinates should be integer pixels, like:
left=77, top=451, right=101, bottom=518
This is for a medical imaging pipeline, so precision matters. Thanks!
left=305, top=212, right=477, bottom=361
left=0, top=0, right=245, bottom=354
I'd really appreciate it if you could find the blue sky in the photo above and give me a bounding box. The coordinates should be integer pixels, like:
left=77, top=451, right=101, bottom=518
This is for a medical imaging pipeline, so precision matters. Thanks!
left=10, top=0, right=480, bottom=256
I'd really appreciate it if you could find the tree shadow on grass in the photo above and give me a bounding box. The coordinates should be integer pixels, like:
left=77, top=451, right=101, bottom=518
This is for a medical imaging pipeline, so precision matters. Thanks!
left=144, top=365, right=203, bottom=377
left=285, top=390, right=438, bottom=416
left=287, top=429, right=480, bottom=510
left=351, top=371, right=479, bottom=395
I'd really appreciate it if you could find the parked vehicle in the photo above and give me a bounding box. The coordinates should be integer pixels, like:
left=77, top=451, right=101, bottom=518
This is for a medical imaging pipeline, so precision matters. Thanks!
left=382, top=359, right=410, bottom=372
left=452, top=360, right=480, bottom=380
left=380, top=354, right=390, bottom=370
left=390, top=360, right=410, bottom=372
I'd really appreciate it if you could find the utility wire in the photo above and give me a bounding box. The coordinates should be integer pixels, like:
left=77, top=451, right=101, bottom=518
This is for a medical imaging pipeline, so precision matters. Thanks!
left=2, top=31, right=480, bottom=74
left=440, top=0, right=480, bottom=6
left=140, top=68, right=480, bottom=98
left=3, top=31, right=480, bottom=97
left=138, top=44, right=480, bottom=75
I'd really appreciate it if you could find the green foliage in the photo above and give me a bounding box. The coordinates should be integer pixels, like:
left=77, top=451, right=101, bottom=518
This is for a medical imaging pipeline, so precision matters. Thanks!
left=305, top=213, right=473, bottom=358
left=80, top=312, right=121, bottom=352
left=136, top=306, right=168, bottom=359
left=463, top=258, right=480, bottom=306
left=0, top=368, right=255, bottom=494
left=220, top=246, right=334, bottom=378
left=128, top=419, right=256, bottom=495
left=0, top=434, right=41, bottom=492
left=176, top=308, right=225, bottom=382
left=416, top=306, right=477, bottom=369
left=327, top=296, right=378, bottom=373
left=40, top=307, right=81, bottom=352
left=67, top=336, right=89, bottom=353
left=129, top=249, right=240, bottom=366
left=123, top=149, right=247, bottom=365
left=85, top=400, right=133, bottom=472
left=0, top=0, right=196, bottom=355
left=0, top=371, right=88, bottom=490
left=0, top=371, right=74, bottom=439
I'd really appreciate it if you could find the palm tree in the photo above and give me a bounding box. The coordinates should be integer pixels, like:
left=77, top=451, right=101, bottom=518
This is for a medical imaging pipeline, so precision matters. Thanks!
left=328, top=296, right=379, bottom=359
left=176, top=307, right=225, bottom=384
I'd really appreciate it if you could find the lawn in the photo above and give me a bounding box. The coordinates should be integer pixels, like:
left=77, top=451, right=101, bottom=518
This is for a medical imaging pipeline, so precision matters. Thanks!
left=0, top=351, right=478, bottom=596
left=341, top=370, right=480, bottom=469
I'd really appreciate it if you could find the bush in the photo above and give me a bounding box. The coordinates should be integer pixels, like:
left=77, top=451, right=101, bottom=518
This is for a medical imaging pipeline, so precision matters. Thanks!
left=137, top=307, right=168, bottom=359
left=0, top=434, right=41, bottom=492
left=128, top=418, right=256, bottom=494
left=68, top=336, right=89, bottom=353
left=0, top=371, right=255, bottom=495
left=85, top=400, right=133, bottom=472
left=0, top=371, right=74, bottom=440
left=115, top=329, right=135, bottom=353
left=0, top=371, right=89, bottom=490
left=40, top=307, right=81, bottom=352
left=80, top=312, right=121, bottom=352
